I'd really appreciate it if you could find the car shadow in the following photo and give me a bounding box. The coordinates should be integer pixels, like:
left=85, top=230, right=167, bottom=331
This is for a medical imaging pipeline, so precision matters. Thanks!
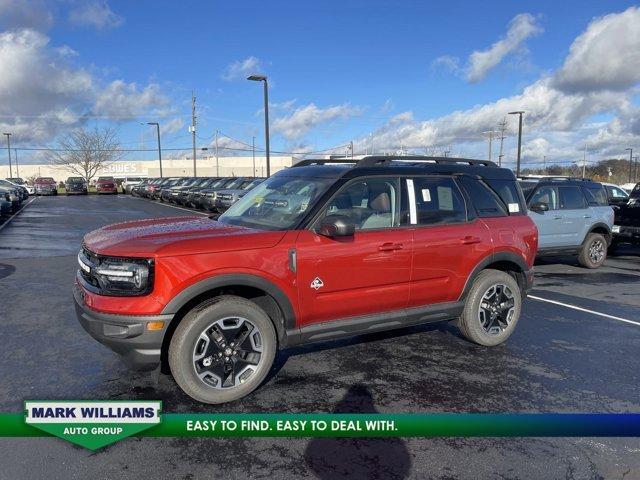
left=303, top=384, right=412, bottom=479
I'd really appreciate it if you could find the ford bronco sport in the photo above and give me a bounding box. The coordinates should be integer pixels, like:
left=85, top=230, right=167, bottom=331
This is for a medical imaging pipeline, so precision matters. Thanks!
left=74, top=156, right=537, bottom=404
left=518, top=177, right=614, bottom=268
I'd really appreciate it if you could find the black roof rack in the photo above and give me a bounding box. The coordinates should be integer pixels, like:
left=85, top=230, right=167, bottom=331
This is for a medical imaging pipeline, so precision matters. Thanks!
left=518, top=176, right=596, bottom=182
left=293, top=155, right=497, bottom=169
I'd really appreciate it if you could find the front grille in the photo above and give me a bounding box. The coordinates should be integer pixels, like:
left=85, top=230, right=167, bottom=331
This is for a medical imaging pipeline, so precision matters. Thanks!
left=78, top=248, right=101, bottom=290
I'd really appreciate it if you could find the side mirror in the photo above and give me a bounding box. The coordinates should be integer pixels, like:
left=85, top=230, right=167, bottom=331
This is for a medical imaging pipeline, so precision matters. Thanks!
left=318, top=215, right=355, bottom=238
left=530, top=202, right=549, bottom=212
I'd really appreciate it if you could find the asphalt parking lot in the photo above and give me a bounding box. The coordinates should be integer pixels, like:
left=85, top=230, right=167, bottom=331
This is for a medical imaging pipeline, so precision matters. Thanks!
left=1, top=194, right=639, bottom=479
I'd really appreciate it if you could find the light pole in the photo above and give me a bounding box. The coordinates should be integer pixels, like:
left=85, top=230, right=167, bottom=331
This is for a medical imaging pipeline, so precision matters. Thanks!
left=508, top=111, right=524, bottom=177
left=247, top=75, right=271, bottom=177
left=141, top=122, right=163, bottom=177
left=14, top=148, right=19, bottom=178
left=3, top=133, right=12, bottom=178
left=252, top=136, right=256, bottom=176
left=626, top=148, right=633, bottom=183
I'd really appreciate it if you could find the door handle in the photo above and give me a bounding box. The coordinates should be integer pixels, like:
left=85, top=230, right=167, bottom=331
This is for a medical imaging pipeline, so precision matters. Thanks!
left=583, top=215, right=592, bottom=219
left=553, top=216, right=562, bottom=220
left=378, top=242, right=403, bottom=252
left=460, top=236, right=481, bottom=245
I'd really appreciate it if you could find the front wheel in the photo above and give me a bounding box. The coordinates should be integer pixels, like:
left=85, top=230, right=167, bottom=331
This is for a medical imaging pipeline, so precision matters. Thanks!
left=457, top=269, right=522, bottom=346
left=578, top=233, right=607, bottom=268
left=168, top=295, right=277, bottom=404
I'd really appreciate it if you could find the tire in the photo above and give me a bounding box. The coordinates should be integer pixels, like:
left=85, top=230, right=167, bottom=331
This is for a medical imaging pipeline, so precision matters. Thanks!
left=578, top=233, right=607, bottom=269
left=458, top=269, right=522, bottom=347
left=168, top=295, right=277, bottom=404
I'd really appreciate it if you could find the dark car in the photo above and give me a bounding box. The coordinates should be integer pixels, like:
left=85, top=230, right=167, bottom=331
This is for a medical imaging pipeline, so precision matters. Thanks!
left=0, top=186, right=21, bottom=211
left=6, top=177, right=32, bottom=196
left=160, top=177, right=194, bottom=203
left=75, top=155, right=537, bottom=404
left=200, top=178, right=248, bottom=211
left=0, top=195, right=11, bottom=215
left=65, top=177, right=88, bottom=195
left=185, top=177, right=224, bottom=208
left=611, top=182, right=640, bottom=247
left=0, top=179, right=28, bottom=201
left=212, top=178, right=265, bottom=213
left=148, top=177, right=180, bottom=200
left=34, top=177, right=58, bottom=196
left=131, top=178, right=153, bottom=197
left=173, top=177, right=215, bottom=205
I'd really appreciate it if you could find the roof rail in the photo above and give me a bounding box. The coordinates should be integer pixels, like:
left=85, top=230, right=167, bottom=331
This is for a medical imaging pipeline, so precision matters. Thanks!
left=292, top=158, right=357, bottom=167
left=524, top=176, right=594, bottom=182
left=355, top=155, right=498, bottom=168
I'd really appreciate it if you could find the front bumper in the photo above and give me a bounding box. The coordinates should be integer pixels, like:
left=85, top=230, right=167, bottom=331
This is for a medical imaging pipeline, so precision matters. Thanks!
left=36, top=186, right=57, bottom=195
left=612, top=225, right=640, bottom=243
left=73, top=283, right=173, bottom=371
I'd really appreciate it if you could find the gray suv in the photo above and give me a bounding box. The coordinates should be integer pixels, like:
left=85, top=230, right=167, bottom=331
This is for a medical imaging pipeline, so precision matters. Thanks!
left=519, top=178, right=614, bottom=268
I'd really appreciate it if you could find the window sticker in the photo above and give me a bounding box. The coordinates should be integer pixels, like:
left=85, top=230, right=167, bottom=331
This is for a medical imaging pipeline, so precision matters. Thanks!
left=508, top=203, right=520, bottom=213
left=437, top=186, right=454, bottom=211
left=421, top=188, right=431, bottom=202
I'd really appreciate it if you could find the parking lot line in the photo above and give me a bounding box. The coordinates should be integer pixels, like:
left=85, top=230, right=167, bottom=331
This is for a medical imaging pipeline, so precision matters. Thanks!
left=529, top=295, right=640, bottom=327
left=0, top=197, right=37, bottom=233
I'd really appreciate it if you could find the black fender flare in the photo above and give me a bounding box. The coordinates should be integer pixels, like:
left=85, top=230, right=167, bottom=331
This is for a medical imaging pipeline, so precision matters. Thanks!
left=458, top=252, right=529, bottom=301
left=586, top=222, right=612, bottom=243
left=161, top=274, right=297, bottom=333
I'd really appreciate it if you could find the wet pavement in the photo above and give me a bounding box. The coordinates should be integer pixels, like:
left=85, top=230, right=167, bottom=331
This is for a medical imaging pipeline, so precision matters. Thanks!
left=0, top=195, right=639, bottom=479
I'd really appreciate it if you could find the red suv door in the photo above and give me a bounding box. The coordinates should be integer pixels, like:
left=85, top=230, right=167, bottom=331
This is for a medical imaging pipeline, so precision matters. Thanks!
left=405, top=176, right=492, bottom=306
left=295, top=177, right=412, bottom=327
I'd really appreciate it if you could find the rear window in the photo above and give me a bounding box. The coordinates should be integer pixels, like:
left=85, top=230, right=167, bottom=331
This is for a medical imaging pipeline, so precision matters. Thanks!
left=485, top=179, right=524, bottom=215
left=457, top=176, right=506, bottom=218
left=98, top=177, right=114, bottom=181
left=582, top=185, right=608, bottom=206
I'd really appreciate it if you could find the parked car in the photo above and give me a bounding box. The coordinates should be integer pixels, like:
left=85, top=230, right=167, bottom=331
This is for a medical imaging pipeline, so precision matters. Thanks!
left=6, top=177, right=32, bottom=196
left=122, top=177, right=144, bottom=195
left=34, top=177, right=58, bottom=196
left=0, top=179, right=28, bottom=201
left=148, top=177, right=180, bottom=200
left=174, top=177, right=216, bottom=205
left=165, top=177, right=205, bottom=204
left=627, top=182, right=640, bottom=205
left=131, top=178, right=153, bottom=197
left=65, top=177, right=88, bottom=195
left=96, top=176, right=118, bottom=194
left=0, top=196, right=11, bottom=215
left=0, top=186, right=21, bottom=211
left=212, top=178, right=265, bottom=213
left=519, top=177, right=614, bottom=268
left=200, top=177, right=251, bottom=211
left=141, top=177, right=163, bottom=198
left=75, top=155, right=537, bottom=404
left=160, top=177, right=194, bottom=203
left=602, top=182, right=630, bottom=206
left=185, top=177, right=225, bottom=208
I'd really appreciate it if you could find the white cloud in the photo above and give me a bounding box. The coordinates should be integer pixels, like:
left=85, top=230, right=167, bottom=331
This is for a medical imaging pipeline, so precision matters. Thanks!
left=0, top=28, right=169, bottom=145
left=93, top=80, right=167, bottom=118
left=272, top=103, right=363, bottom=140
left=431, top=55, right=461, bottom=74
left=466, top=13, right=542, bottom=82
left=553, top=6, right=640, bottom=93
left=68, top=1, right=123, bottom=30
left=221, top=56, right=263, bottom=81
left=159, top=117, right=185, bottom=136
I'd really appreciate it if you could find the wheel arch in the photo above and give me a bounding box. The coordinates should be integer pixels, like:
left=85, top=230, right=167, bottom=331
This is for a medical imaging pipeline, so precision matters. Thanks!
left=160, top=274, right=296, bottom=371
left=586, top=222, right=612, bottom=244
left=459, top=252, right=528, bottom=301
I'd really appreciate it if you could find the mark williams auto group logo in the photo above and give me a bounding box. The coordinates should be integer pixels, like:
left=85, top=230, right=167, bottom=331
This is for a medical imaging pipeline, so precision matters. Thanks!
left=25, top=400, right=161, bottom=450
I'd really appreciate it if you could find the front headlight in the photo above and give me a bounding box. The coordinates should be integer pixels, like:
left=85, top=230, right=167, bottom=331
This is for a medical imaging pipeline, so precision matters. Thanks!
left=207, top=192, right=217, bottom=198
left=78, top=249, right=153, bottom=296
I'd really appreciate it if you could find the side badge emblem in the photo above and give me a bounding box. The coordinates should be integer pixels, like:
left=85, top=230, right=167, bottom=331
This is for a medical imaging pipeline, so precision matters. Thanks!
left=310, top=277, right=324, bottom=290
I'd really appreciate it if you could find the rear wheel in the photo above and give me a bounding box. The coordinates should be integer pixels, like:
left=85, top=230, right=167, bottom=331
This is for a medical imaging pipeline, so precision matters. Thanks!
left=458, top=269, right=521, bottom=347
left=168, top=295, right=277, bottom=404
left=578, top=233, right=607, bottom=269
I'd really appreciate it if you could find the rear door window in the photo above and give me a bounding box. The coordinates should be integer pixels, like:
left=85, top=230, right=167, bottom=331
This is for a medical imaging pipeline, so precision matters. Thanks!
left=559, top=186, right=586, bottom=210
left=530, top=186, right=559, bottom=210
left=408, top=177, right=467, bottom=225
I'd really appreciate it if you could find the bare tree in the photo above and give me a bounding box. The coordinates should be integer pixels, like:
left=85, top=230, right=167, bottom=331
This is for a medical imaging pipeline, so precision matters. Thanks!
left=47, top=127, right=124, bottom=183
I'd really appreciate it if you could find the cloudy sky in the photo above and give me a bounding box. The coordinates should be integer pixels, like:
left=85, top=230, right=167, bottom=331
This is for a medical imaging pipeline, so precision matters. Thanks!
left=0, top=0, right=639, bottom=169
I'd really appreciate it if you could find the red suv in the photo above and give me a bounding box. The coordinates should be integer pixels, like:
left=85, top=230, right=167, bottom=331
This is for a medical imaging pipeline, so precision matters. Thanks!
left=74, top=156, right=537, bottom=403
left=96, top=176, right=118, bottom=194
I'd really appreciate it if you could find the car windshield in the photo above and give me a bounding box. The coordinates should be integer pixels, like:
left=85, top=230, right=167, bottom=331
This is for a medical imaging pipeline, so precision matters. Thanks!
left=68, top=177, right=84, bottom=183
left=7, top=178, right=24, bottom=184
left=127, top=177, right=142, bottom=182
left=98, top=177, right=114, bottom=181
left=37, top=177, right=55, bottom=183
left=219, top=174, right=334, bottom=231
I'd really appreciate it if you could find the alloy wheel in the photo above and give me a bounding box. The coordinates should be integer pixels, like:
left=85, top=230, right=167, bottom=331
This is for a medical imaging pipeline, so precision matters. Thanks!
left=478, top=284, right=516, bottom=335
left=588, top=239, right=605, bottom=264
left=192, top=316, right=263, bottom=389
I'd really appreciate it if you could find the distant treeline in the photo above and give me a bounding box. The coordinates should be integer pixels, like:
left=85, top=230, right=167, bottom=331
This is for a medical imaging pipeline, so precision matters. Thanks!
left=521, top=158, right=638, bottom=185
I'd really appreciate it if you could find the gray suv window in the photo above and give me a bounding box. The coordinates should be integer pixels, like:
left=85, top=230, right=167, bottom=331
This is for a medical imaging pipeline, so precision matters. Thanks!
left=530, top=186, right=559, bottom=210
left=559, top=186, right=586, bottom=210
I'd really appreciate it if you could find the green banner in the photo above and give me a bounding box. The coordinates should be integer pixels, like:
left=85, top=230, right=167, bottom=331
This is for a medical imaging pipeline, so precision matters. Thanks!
left=2, top=411, right=640, bottom=450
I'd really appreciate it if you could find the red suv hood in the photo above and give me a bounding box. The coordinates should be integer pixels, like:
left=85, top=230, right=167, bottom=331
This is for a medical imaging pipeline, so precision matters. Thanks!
left=83, top=216, right=286, bottom=257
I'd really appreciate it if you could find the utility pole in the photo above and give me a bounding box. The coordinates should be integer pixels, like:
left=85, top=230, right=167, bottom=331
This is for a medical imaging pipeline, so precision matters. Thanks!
left=214, top=130, right=219, bottom=177
left=626, top=148, right=633, bottom=183
left=508, top=111, right=525, bottom=176
left=3, top=133, right=12, bottom=178
left=634, top=156, right=638, bottom=182
left=350, top=140, right=354, bottom=159
left=483, top=130, right=496, bottom=162
left=252, top=136, right=256, bottom=176
left=191, top=92, right=197, bottom=176
left=497, top=117, right=507, bottom=167
left=14, top=148, right=18, bottom=178
left=543, top=155, right=547, bottom=174
left=582, top=144, right=587, bottom=180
